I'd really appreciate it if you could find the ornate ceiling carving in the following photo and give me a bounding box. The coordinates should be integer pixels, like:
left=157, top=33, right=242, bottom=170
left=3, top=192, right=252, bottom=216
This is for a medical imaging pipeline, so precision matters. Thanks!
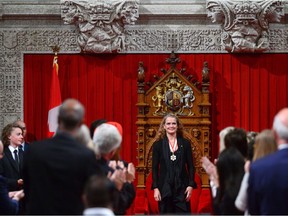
left=206, top=0, right=287, bottom=53
left=60, top=0, right=140, bottom=53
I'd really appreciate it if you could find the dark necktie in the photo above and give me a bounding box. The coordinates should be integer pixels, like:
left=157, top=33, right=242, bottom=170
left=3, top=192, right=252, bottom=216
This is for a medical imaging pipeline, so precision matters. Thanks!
left=14, top=149, right=19, bottom=168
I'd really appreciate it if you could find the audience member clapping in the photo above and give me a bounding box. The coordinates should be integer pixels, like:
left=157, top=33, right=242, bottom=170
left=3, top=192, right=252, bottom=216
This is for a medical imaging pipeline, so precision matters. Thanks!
left=214, top=147, right=245, bottom=215
left=92, top=123, right=136, bottom=215
left=202, top=127, right=248, bottom=214
left=201, top=126, right=235, bottom=197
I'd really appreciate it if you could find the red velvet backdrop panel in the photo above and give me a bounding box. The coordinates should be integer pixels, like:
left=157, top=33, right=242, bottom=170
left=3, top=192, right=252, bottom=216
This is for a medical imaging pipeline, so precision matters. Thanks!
left=24, top=53, right=288, bottom=162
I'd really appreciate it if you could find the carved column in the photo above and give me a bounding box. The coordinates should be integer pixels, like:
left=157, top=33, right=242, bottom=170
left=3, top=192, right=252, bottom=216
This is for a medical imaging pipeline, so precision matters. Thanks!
left=136, top=62, right=149, bottom=189
left=199, top=61, right=211, bottom=187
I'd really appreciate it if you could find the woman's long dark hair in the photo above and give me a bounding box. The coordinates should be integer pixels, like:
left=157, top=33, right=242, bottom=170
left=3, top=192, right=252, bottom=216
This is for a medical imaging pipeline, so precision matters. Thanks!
left=216, top=147, right=245, bottom=208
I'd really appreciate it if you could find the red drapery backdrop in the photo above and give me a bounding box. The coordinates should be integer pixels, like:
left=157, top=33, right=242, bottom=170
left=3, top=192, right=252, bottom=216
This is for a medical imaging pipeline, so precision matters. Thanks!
left=24, top=53, right=288, bottom=163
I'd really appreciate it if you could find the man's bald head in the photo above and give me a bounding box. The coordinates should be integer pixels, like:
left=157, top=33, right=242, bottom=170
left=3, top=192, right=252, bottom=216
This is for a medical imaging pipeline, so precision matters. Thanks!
left=58, top=98, right=85, bottom=131
left=273, top=108, right=288, bottom=142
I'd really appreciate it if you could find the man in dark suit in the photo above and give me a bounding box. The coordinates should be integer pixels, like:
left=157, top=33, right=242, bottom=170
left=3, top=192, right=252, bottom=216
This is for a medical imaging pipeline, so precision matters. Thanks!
left=0, top=123, right=24, bottom=191
left=0, top=140, right=24, bottom=214
left=248, top=108, right=288, bottom=215
left=23, top=98, right=101, bottom=215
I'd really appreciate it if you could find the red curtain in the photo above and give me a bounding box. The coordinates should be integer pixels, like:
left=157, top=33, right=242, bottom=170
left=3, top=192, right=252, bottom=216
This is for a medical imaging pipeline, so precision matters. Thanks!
left=24, top=53, right=288, bottom=162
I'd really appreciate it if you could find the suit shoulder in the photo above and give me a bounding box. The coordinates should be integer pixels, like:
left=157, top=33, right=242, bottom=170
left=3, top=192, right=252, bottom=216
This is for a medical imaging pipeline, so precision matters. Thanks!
left=81, top=146, right=96, bottom=156
left=152, top=139, right=162, bottom=147
left=28, top=138, right=52, bottom=150
left=180, top=137, right=191, bottom=145
left=30, top=138, right=52, bottom=145
left=251, top=152, right=277, bottom=171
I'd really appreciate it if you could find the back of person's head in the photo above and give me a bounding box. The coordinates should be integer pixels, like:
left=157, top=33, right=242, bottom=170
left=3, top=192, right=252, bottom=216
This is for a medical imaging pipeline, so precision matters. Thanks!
left=273, top=108, right=288, bottom=143
left=247, top=131, right=258, bottom=144
left=75, top=124, right=93, bottom=148
left=216, top=147, right=245, bottom=201
left=89, top=119, right=107, bottom=139
left=253, top=129, right=277, bottom=161
left=58, top=98, right=84, bottom=131
left=246, top=131, right=258, bottom=161
left=93, top=123, right=122, bottom=155
left=106, top=122, right=123, bottom=160
left=219, top=126, right=234, bottom=153
left=107, top=121, right=123, bottom=137
left=83, top=175, right=116, bottom=208
left=224, top=127, right=248, bottom=158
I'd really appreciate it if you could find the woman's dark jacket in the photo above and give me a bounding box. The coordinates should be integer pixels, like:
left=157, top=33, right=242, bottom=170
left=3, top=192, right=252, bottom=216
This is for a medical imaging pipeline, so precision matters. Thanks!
left=151, top=136, right=197, bottom=198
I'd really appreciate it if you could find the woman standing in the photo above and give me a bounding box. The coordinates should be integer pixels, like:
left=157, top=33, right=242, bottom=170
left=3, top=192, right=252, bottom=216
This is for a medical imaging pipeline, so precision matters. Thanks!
left=152, top=113, right=197, bottom=214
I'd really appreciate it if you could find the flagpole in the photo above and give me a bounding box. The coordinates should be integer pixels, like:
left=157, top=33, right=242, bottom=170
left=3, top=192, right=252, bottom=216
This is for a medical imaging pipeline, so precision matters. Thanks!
left=51, top=45, right=60, bottom=64
left=47, top=45, right=62, bottom=137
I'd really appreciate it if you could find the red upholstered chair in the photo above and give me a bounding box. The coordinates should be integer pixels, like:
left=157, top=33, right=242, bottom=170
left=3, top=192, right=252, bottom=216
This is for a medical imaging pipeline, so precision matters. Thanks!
left=197, top=188, right=213, bottom=214
left=133, top=189, right=149, bottom=214
left=190, top=173, right=202, bottom=213
left=145, top=172, right=202, bottom=214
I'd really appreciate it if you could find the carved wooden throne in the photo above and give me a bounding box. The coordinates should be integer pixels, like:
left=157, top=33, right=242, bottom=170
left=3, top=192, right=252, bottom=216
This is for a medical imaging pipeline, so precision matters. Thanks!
left=136, top=52, right=211, bottom=189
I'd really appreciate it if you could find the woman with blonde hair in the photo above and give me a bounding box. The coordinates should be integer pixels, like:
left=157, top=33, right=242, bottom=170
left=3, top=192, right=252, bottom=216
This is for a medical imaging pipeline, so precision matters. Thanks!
left=252, top=129, right=277, bottom=161
left=152, top=113, right=197, bottom=214
left=235, top=129, right=277, bottom=214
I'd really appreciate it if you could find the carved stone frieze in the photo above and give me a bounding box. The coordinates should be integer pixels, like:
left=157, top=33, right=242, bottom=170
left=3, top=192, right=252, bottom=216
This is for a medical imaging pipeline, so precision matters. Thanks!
left=60, top=0, right=140, bottom=53
left=125, top=27, right=288, bottom=52
left=269, top=29, right=288, bottom=50
left=0, top=52, right=20, bottom=71
left=0, top=29, right=79, bottom=53
left=206, top=0, right=287, bottom=53
left=0, top=114, right=20, bottom=131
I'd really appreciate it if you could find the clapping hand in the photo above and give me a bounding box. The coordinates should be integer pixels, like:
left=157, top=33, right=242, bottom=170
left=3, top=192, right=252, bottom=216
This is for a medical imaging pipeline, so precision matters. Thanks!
left=126, top=163, right=135, bottom=183
left=107, top=169, right=126, bottom=191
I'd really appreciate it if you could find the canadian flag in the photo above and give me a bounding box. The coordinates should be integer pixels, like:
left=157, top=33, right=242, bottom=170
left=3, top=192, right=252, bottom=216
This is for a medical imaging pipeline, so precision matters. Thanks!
left=47, top=55, right=62, bottom=137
